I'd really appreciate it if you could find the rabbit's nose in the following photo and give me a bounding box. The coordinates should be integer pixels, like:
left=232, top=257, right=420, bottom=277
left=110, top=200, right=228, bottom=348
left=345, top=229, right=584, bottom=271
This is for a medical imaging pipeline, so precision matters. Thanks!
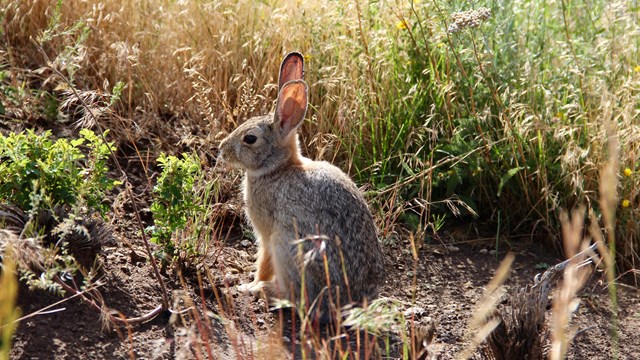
left=216, top=142, right=238, bottom=166
left=216, top=141, right=227, bottom=160
left=218, top=136, right=229, bottom=156
left=214, top=148, right=232, bottom=172
left=217, top=147, right=227, bottom=162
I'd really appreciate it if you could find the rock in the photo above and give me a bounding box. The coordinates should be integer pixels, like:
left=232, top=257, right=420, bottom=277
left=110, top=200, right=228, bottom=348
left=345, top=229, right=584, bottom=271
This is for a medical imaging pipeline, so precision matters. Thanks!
left=404, top=306, right=427, bottom=318
left=241, top=239, right=252, bottom=247
left=129, top=250, right=147, bottom=264
left=224, top=273, right=239, bottom=285
left=121, top=266, right=131, bottom=276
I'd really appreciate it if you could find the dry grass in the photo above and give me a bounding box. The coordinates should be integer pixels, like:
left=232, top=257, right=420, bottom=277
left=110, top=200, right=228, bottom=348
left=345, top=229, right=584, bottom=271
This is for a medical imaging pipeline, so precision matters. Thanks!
left=2, top=0, right=366, bottom=146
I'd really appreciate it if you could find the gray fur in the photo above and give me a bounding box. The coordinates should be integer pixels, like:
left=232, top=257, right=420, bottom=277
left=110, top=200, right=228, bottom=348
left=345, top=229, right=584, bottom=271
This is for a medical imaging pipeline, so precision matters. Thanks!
left=218, top=53, right=384, bottom=322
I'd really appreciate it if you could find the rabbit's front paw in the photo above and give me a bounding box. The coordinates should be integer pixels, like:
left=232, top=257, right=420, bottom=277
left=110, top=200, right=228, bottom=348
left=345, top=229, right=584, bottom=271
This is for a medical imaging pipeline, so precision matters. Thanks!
left=238, top=280, right=270, bottom=298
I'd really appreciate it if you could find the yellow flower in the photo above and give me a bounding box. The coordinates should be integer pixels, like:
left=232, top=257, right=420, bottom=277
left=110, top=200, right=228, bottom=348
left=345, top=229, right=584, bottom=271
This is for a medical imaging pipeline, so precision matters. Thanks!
left=396, top=20, right=408, bottom=30
left=437, top=42, right=445, bottom=47
left=635, top=65, right=640, bottom=72
left=624, top=168, right=632, bottom=177
left=622, top=199, right=630, bottom=208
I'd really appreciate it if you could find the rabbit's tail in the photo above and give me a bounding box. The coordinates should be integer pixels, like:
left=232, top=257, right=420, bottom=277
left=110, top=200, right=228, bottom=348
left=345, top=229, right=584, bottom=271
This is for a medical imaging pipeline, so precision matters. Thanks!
left=297, top=284, right=343, bottom=325
left=303, top=283, right=379, bottom=326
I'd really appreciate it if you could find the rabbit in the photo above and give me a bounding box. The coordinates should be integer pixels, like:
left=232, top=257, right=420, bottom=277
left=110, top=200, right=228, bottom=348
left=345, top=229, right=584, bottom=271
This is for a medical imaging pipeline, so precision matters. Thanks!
left=218, top=52, right=385, bottom=323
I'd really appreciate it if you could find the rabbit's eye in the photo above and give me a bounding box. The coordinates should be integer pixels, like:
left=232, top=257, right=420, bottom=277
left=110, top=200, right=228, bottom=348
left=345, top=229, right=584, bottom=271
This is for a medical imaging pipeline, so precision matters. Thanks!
left=243, top=134, right=257, bottom=144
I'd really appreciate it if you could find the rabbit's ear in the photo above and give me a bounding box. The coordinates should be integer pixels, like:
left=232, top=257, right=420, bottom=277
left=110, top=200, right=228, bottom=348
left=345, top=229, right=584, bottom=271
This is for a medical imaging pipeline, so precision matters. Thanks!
left=275, top=80, right=308, bottom=137
left=278, top=52, right=304, bottom=91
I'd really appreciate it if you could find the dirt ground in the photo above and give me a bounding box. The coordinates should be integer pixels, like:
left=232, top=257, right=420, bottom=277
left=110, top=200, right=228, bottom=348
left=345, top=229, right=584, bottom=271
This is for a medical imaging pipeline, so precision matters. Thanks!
left=9, top=206, right=640, bottom=359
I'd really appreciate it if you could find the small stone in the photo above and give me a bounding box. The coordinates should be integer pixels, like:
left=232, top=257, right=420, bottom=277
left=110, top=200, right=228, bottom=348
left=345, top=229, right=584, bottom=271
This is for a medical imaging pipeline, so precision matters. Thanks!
left=404, top=306, right=426, bottom=318
left=422, top=283, right=434, bottom=290
left=121, top=266, right=131, bottom=276
left=224, top=273, right=239, bottom=285
left=129, top=250, right=146, bottom=264
left=282, top=336, right=291, bottom=343
left=241, top=239, right=252, bottom=247
left=479, top=248, right=488, bottom=254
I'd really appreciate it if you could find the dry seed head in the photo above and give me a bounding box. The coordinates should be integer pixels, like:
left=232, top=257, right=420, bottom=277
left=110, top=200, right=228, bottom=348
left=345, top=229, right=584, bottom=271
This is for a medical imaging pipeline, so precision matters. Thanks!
left=448, top=7, right=492, bottom=33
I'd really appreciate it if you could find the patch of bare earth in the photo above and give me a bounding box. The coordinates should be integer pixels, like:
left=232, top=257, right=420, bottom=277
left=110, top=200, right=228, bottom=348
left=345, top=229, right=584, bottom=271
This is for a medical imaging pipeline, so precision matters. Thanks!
left=10, top=212, right=640, bottom=359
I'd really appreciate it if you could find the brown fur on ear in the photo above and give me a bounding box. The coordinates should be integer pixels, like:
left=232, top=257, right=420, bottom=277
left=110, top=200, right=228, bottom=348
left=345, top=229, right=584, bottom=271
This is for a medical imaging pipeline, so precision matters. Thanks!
left=278, top=52, right=304, bottom=90
left=275, top=80, right=308, bottom=137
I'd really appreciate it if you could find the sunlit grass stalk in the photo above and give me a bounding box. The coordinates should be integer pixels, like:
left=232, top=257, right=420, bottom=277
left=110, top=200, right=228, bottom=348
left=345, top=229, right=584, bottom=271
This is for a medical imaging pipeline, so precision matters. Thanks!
left=599, top=116, right=620, bottom=358
left=0, top=247, right=20, bottom=360
left=457, top=253, right=514, bottom=360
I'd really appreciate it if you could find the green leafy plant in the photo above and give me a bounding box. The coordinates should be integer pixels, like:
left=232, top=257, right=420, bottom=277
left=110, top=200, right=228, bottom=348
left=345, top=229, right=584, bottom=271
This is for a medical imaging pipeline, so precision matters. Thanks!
left=148, top=153, right=203, bottom=265
left=0, top=129, right=119, bottom=215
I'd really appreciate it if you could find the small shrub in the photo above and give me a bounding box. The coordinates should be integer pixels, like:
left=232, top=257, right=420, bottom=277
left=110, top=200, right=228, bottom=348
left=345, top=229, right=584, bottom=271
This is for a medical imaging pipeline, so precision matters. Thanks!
left=148, top=153, right=203, bottom=265
left=0, top=129, right=119, bottom=216
left=0, top=129, right=116, bottom=297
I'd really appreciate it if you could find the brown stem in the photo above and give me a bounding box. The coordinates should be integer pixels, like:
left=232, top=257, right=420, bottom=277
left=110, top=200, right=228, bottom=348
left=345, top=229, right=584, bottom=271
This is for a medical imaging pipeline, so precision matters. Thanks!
left=53, top=275, right=165, bottom=325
